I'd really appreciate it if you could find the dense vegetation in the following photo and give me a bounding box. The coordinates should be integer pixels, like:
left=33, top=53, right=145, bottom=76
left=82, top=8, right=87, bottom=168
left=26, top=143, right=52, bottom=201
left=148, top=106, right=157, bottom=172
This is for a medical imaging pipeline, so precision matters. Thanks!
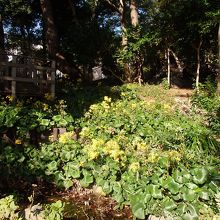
left=0, top=0, right=220, bottom=219
left=0, top=83, right=220, bottom=219
left=0, top=0, right=219, bottom=87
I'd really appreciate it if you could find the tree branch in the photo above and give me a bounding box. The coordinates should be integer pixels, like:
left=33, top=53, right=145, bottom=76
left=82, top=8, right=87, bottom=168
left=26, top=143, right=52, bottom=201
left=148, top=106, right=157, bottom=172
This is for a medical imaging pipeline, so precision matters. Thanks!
left=104, top=0, right=121, bottom=14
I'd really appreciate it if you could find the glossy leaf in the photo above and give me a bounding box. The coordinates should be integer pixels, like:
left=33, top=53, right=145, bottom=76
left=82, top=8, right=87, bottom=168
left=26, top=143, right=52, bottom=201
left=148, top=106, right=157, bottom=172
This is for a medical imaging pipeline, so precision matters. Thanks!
left=182, top=187, right=198, bottom=202
left=131, top=202, right=146, bottom=220
left=162, top=198, right=177, bottom=211
left=191, top=167, right=208, bottom=185
left=167, top=179, right=182, bottom=195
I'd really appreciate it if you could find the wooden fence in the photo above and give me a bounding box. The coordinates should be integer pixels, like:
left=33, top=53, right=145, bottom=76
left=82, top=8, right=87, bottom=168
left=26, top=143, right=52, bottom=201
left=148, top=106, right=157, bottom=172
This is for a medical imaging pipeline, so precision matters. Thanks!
left=0, top=54, right=56, bottom=99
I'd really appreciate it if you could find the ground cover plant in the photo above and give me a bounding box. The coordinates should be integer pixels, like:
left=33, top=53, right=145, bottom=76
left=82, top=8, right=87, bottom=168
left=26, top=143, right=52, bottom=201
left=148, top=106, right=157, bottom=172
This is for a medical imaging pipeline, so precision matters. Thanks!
left=0, top=83, right=220, bottom=219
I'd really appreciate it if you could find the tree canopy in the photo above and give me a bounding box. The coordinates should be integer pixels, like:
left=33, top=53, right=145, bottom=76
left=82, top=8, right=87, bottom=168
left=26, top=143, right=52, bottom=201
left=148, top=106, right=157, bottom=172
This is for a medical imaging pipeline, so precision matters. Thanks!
left=0, top=0, right=219, bottom=85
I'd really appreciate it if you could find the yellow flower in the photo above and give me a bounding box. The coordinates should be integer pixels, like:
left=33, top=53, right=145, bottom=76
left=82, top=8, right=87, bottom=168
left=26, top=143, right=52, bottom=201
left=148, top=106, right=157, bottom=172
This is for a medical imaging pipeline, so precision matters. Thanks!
left=80, top=127, right=90, bottom=137
left=87, top=150, right=99, bottom=160
left=129, top=162, right=140, bottom=172
left=104, top=96, right=111, bottom=102
left=167, top=150, right=181, bottom=162
left=103, top=140, right=124, bottom=160
left=131, top=103, right=137, bottom=109
left=6, top=95, right=14, bottom=102
left=43, top=103, right=49, bottom=111
left=59, top=132, right=74, bottom=143
left=148, top=152, right=159, bottom=163
left=15, top=139, right=22, bottom=145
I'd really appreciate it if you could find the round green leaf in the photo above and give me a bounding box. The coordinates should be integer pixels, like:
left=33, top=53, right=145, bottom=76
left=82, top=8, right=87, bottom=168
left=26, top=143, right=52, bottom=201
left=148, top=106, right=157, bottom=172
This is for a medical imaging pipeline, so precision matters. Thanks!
left=191, top=167, right=208, bottom=185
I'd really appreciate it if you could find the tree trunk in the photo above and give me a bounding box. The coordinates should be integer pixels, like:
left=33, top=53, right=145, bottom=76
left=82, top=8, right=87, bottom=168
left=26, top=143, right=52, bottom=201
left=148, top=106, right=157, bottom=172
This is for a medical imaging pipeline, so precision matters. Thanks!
left=40, top=0, right=79, bottom=80
left=119, top=0, right=127, bottom=48
left=195, top=40, right=202, bottom=91
left=130, top=0, right=139, bottom=27
left=167, top=48, right=171, bottom=88
left=40, top=0, right=58, bottom=57
left=170, top=49, right=184, bottom=76
left=130, top=0, right=143, bottom=84
left=119, top=0, right=131, bottom=82
left=217, top=23, right=220, bottom=95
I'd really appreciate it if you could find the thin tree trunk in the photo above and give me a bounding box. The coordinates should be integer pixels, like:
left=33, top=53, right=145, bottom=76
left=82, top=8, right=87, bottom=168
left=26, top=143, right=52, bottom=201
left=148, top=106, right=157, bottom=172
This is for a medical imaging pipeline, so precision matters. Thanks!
left=217, top=23, right=220, bottom=95
left=130, top=0, right=143, bottom=84
left=167, top=48, right=171, bottom=88
left=119, top=0, right=127, bottom=48
left=195, top=40, right=202, bottom=91
left=170, top=49, right=184, bottom=76
left=119, top=0, right=130, bottom=82
left=40, top=0, right=79, bottom=80
left=130, top=0, right=139, bottom=27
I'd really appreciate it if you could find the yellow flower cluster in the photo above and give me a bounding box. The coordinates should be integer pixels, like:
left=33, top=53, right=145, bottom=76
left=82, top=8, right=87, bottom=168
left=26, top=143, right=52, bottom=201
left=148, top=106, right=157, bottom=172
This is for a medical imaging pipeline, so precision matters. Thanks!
left=148, top=152, right=159, bottom=163
left=43, top=103, right=49, bottom=111
left=104, top=96, right=111, bottom=102
left=85, top=138, right=105, bottom=160
left=80, top=127, right=90, bottom=137
left=84, top=139, right=124, bottom=161
left=147, top=150, right=182, bottom=164
left=15, top=139, right=22, bottom=145
left=131, top=138, right=148, bottom=152
left=129, top=162, right=140, bottom=172
left=59, top=132, right=74, bottom=143
left=166, top=150, right=182, bottom=162
left=6, top=95, right=14, bottom=102
left=103, top=140, right=124, bottom=160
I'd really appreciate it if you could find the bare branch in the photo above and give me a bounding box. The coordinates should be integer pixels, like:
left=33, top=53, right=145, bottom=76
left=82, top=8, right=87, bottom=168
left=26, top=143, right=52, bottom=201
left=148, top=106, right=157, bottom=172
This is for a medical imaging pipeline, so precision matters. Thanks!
left=104, top=0, right=121, bottom=14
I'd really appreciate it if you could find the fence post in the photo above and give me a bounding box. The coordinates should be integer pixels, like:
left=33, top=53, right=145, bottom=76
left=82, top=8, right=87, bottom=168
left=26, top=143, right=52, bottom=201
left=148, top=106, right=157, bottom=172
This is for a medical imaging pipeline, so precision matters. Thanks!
left=51, top=61, right=56, bottom=100
left=11, top=55, right=17, bottom=99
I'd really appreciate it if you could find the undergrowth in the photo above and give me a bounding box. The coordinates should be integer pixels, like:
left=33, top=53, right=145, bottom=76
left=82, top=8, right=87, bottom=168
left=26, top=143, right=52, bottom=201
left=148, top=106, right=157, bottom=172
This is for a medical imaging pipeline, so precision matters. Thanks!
left=0, top=83, right=220, bottom=219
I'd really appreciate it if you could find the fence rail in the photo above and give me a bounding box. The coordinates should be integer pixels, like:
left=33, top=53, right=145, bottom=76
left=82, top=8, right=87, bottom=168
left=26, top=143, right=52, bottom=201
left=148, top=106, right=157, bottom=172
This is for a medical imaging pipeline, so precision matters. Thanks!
left=0, top=54, right=56, bottom=99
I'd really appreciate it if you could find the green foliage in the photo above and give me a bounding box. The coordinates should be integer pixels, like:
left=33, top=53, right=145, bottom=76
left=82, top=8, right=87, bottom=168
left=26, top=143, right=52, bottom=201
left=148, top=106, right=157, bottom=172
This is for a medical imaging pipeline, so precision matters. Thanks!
left=44, top=200, right=65, bottom=220
left=0, top=195, right=21, bottom=220
left=1, top=84, right=220, bottom=219
left=0, top=97, right=74, bottom=143
left=192, top=80, right=220, bottom=133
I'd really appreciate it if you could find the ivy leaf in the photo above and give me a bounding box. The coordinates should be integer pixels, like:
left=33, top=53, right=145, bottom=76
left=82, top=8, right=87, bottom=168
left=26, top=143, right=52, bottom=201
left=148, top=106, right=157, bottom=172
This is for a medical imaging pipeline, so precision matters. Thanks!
left=146, top=185, right=163, bottom=199
left=167, top=179, right=182, bottom=195
left=112, top=193, right=124, bottom=203
left=176, top=203, right=187, bottom=216
left=102, top=181, right=112, bottom=194
left=191, top=167, right=208, bottom=185
left=65, top=167, right=80, bottom=179
left=199, top=191, right=210, bottom=200
left=112, top=182, right=122, bottom=193
left=172, top=193, right=182, bottom=201
left=47, top=161, right=58, bottom=171
left=80, top=170, right=94, bottom=187
left=40, top=119, right=50, bottom=126
left=182, top=213, right=198, bottom=220
left=131, top=202, right=146, bottom=220
left=185, top=183, right=198, bottom=190
left=162, top=198, right=177, bottom=211
left=182, top=187, right=198, bottom=202
left=182, top=204, right=198, bottom=220
left=63, top=162, right=80, bottom=179
left=63, top=179, right=73, bottom=189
